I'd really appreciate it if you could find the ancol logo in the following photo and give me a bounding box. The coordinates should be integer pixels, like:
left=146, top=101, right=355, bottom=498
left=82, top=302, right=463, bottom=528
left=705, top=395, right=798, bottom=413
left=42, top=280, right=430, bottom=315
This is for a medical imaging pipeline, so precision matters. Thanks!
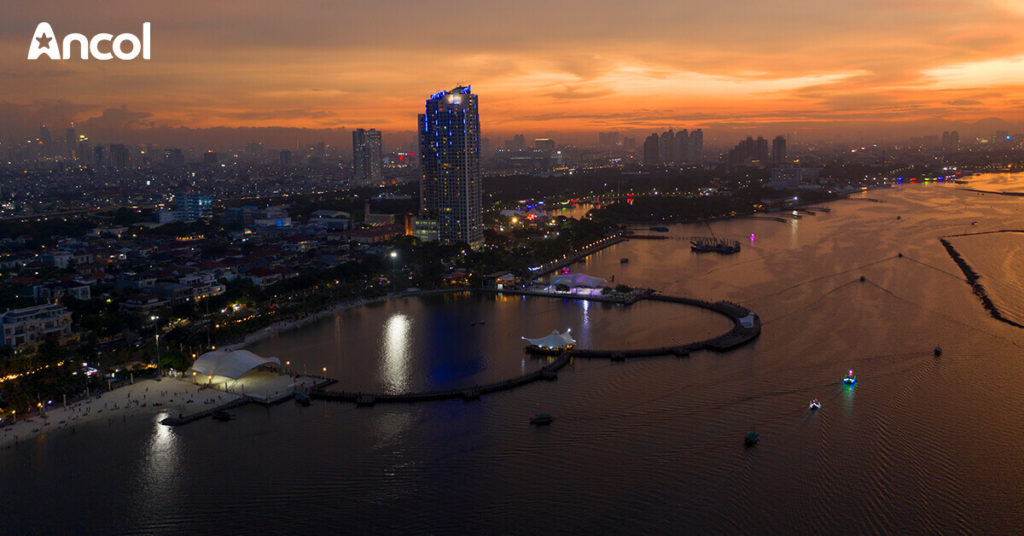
left=28, top=22, right=151, bottom=60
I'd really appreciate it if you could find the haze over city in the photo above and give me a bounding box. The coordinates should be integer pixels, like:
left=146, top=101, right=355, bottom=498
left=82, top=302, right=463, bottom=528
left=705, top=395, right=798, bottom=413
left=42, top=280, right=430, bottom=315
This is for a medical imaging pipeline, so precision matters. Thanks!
left=4, top=0, right=1024, bottom=148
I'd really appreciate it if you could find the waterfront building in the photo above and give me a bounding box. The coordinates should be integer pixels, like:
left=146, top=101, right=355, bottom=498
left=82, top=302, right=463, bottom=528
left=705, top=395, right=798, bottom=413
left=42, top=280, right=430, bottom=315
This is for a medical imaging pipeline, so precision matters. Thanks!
left=418, top=85, right=484, bottom=249
left=352, top=128, right=383, bottom=185
left=0, top=304, right=72, bottom=349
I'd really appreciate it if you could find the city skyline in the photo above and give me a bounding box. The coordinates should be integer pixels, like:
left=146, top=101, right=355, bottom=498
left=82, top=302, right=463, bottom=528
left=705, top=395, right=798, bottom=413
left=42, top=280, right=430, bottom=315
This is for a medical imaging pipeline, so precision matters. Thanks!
left=4, top=1, right=1024, bottom=146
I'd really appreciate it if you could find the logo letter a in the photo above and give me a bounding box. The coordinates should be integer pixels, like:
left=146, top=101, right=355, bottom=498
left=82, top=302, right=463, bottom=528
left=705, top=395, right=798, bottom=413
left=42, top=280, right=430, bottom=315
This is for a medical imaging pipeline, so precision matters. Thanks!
left=28, top=22, right=59, bottom=60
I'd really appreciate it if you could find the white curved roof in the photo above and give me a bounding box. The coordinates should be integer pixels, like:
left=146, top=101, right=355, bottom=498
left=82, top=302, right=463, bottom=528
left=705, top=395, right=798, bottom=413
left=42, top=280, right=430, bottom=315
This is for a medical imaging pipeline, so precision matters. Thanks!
left=523, top=329, right=576, bottom=349
left=550, top=273, right=607, bottom=288
left=191, top=349, right=281, bottom=379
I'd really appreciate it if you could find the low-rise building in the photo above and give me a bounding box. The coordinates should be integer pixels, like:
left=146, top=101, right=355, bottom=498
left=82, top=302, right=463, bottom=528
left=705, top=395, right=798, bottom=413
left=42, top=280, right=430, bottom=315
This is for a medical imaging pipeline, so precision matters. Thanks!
left=0, top=304, right=73, bottom=349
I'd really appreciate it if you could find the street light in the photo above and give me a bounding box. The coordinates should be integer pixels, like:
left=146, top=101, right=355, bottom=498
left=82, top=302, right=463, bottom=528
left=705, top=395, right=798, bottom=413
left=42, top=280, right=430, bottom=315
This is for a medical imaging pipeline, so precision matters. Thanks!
left=389, top=251, right=399, bottom=290
left=150, top=315, right=160, bottom=377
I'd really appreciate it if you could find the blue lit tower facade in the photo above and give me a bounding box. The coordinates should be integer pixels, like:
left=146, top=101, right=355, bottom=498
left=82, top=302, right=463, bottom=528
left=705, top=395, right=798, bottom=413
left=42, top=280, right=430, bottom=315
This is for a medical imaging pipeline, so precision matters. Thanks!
left=418, top=86, right=484, bottom=249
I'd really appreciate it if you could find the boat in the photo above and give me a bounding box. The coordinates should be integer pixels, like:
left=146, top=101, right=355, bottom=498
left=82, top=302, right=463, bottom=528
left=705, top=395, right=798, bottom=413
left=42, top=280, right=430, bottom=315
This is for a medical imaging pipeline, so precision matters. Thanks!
left=295, top=392, right=311, bottom=406
left=744, top=432, right=760, bottom=446
left=649, top=226, right=669, bottom=232
left=934, top=346, right=942, bottom=357
left=620, top=257, right=629, bottom=263
left=211, top=410, right=232, bottom=421
left=842, top=369, right=857, bottom=385
left=530, top=413, right=553, bottom=425
left=809, top=397, right=821, bottom=410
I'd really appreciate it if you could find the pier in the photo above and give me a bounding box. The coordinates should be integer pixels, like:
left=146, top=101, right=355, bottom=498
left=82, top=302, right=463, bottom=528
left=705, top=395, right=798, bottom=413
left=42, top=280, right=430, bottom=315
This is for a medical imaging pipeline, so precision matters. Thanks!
left=161, top=291, right=760, bottom=422
left=312, top=292, right=760, bottom=407
left=160, top=375, right=335, bottom=426
left=530, top=234, right=626, bottom=276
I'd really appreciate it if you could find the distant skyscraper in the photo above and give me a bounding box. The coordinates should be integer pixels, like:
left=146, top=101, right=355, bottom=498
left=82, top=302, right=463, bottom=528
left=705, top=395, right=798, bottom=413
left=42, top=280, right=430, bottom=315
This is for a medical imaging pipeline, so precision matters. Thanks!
left=505, top=134, right=526, bottom=151
left=754, top=136, right=769, bottom=163
left=771, top=135, right=787, bottom=166
left=598, top=132, right=619, bottom=148
left=534, top=138, right=555, bottom=152
left=689, top=129, right=703, bottom=162
left=659, top=129, right=675, bottom=164
left=643, top=133, right=660, bottom=164
left=93, top=145, right=105, bottom=170
left=942, top=130, right=961, bottom=151
left=164, top=148, right=185, bottom=168
left=418, top=85, right=484, bottom=249
left=279, top=150, right=292, bottom=166
left=64, top=126, right=76, bottom=159
left=352, top=128, right=383, bottom=185
left=109, top=144, right=130, bottom=170
left=202, top=150, right=218, bottom=165
left=674, top=129, right=689, bottom=163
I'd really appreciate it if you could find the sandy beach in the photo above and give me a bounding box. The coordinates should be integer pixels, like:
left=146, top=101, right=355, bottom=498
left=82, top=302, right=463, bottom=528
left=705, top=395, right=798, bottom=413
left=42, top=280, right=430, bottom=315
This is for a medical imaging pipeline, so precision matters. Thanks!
left=0, top=378, right=243, bottom=449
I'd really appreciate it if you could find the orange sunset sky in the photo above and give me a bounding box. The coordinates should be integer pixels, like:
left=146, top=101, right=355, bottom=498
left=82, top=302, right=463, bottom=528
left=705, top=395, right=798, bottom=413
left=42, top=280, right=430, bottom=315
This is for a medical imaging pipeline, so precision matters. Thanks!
left=3, top=0, right=1024, bottom=147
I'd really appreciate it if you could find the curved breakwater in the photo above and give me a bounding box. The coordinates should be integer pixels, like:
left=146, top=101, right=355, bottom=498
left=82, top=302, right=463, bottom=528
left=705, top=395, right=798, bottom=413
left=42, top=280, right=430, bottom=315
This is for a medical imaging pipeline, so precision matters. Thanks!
left=311, top=292, right=761, bottom=406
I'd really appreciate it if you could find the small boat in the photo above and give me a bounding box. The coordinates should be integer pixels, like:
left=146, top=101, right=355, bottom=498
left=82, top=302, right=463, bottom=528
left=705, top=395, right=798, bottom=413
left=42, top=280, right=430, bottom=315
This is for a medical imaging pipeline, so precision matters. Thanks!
left=295, top=392, right=311, bottom=406
left=744, top=432, right=760, bottom=446
left=843, top=369, right=857, bottom=385
left=211, top=410, right=232, bottom=422
left=934, top=346, right=942, bottom=357
left=620, top=257, right=629, bottom=263
left=809, top=397, right=821, bottom=410
left=530, top=413, right=553, bottom=425
left=649, top=226, right=669, bottom=232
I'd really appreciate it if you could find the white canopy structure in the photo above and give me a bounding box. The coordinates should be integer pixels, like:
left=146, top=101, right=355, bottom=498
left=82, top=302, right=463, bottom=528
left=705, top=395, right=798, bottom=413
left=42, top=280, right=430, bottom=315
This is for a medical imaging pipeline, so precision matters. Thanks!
left=191, top=349, right=281, bottom=379
left=550, top=273, right=607, bottom=288
left=523, top=329, right=576, bottom=349
left=739, top=313, right=756, bottom=329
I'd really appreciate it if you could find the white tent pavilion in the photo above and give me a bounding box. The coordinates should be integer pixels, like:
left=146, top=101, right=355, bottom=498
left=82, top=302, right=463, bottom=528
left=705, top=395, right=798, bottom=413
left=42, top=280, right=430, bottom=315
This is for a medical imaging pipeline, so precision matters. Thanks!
left=191, top=349, right=282, bottom=379
left=550, top=273, right=607, bottom=288
left=523, top=329, right=576, bottom=350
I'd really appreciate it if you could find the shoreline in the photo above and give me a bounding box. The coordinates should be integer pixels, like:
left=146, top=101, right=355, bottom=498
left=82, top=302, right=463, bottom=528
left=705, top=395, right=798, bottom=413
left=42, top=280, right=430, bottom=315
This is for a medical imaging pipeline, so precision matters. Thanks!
left=0, top=378, right=242, bottom=450
left=226, top=288, right=466, bottom=352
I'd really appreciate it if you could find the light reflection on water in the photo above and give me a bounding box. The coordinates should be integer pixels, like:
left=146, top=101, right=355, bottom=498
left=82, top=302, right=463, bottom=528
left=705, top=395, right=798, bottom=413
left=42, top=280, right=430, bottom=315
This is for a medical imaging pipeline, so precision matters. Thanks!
left=138, top=412, right=181, bottom=508
left=381, top=313, right=412, bottom=393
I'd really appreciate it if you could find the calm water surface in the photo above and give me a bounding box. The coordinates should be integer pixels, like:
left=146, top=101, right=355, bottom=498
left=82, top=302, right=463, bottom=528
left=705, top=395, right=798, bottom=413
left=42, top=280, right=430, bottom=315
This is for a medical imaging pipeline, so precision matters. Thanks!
left=5, top=182, right=1024, bottom=534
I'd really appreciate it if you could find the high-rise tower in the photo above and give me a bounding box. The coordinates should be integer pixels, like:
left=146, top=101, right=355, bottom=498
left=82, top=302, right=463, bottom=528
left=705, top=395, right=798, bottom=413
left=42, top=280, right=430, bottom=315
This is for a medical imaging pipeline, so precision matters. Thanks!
left=418, top=86, right=484, bottom=249
left=771, top=135, right=787, bottom=166
left=352, top=128, right=383, bottom=185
